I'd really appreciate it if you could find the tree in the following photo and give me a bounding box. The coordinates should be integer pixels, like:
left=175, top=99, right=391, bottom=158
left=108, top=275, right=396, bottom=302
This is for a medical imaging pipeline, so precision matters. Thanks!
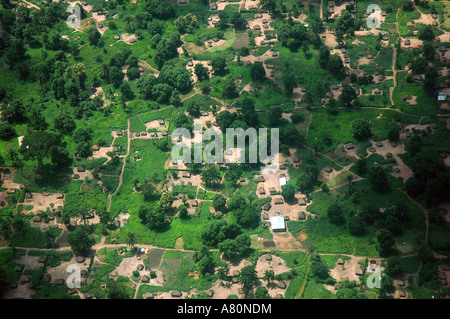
left=379, top=274, right=395, bottom=298
left=423, top=41, right=435, bottom=60
left=97, top=208, right=111, bottom=225
left=250, top=61, right=266, bottom=83
left=339, top=86, right=357, bottom=106
left=54, top=112, right=76, bottom=135
left=67, top=226, right=95, bottom=255
left=281, top=184, right=295, bottom=201
left=127, top=67, right=140, bottom=81
left=201, top=164, right=221, bottom=189
left=201, top=220, right=242, bottom=247
left=326, top=98, right=338, bottom=116
left=230, top=12, right=244, bottom=29
left=255, top=286, right=271, bottom=299
left=387, top=126, right=400, bottom=142
left=211, top=57, right=227, bottom=75
left=170, top=89, right=182, bottom=107
left=158, top=191, right=174, bottom=211
left=227, top=194, right=246, bottom=211
left=369, top=166, right=388, bottom=192
left=19, top=132, right=61, bottom=172
left=223, top=79, right=238, bottom=99
left=106, top=281, right=131, bottom=299
left=194, top=63, right=209, bottom=81
left=282, top=71, right=297, bottom=96
left=375, top=228, right=395, bottom=256
left=217, top=265, right=230, bottom=281
left=137, top=75, right=158, bottom=99
left=410, top=57, right=428, bottom=74
left=1, top=101, right=26, bottom=124
left=126, top=232, right=137, bottom=249
left=178, top=204, right=188, bottom=219
left=108, top=66, right=124, bottom=88
left=50, top=145, right=71, bottom=168
left=348, top=215, right=366, bottom=236
left=423, top=67, right=438, bottom=95
left=385, top=256, right=402, bottom=278
left=318, top=45, right=330, bottom=69
left=269, top=107, right=283, bottom=127
left=234, top=207, right=259, bottom=228
left=327, top=54, right=344, bottom=77
left=401, top=0, right=414, bottom=11
left=263, top=269, right=275, bottom=285
left=212, top=194, right=227, bottom=212
left=28, top=108, right=48, bottom=131
left=311, top=257, right=330, bottom=280
left=239, top=264, right=258, bottom=296
left=174, top=13, right=199, bottom=34
left=216, top=111, right=235, bottom=132
left=418, top=25, right=435, bottom=41
left=198, top=255, right=215, bottom=275
left=43, top=230, right=56, bottom=248
left=173, top=112, right=193, bottom=132
left=120, top=82, right=134, bottom=101
left=146, top=206, right=166, bottom=229
left=5, top=39, right=26, bottom=66
left=235, top=234, right=251, bottom=255
left=359, top=205, right=380, bottom=226
left=296, top=170, right=317, bottom=195
left=327, top=203, right=345, bottom=225
left=86, top=27, right=101, bottom=46
left=185, top=99, right=201, bottom=117
left=218, top=239, right=239, bottom=259
left=351, top=119, right=372, bottom=141
left=336, top=280, right=366, bottom=299
left=0, top=121, right=15, bottom=140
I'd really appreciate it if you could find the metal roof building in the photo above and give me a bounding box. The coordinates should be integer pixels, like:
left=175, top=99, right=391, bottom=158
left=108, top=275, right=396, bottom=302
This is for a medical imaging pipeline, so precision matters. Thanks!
left=270, top=216, right=286, bottom=232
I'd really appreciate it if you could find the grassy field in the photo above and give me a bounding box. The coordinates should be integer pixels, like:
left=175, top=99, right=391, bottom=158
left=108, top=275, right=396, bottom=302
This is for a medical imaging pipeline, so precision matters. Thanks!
left=306, top=108, right=398, bottom=153
left=392, top=71, right=442, bottom=116
left=286, top=179, right=426, bottom=256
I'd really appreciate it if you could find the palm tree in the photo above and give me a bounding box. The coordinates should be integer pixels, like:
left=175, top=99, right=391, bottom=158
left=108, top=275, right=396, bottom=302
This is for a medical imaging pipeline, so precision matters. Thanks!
left=263, top=270, right=275, bottom=285
left=79, top=210, right=89, bottom=225
left=43, top=230, right=56, bottom=248
left=124, top=15, right=134, bottom=31
left=217, top=264, right=230, bottom=282
left=126, top=232, right=137, bottom=250
left=7, top=148, right=23, bottom=177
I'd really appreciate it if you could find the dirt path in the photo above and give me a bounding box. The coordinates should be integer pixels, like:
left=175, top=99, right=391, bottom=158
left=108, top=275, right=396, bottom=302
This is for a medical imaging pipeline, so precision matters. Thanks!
left=138, top=59, right=159, bottom=78
left=390, top=8, right=401, bottom=106
left=107, top=118, right=131, bottom=212
left=319, top=0, right=323, bottom=20
left=294, top=256, right=310, bottom=299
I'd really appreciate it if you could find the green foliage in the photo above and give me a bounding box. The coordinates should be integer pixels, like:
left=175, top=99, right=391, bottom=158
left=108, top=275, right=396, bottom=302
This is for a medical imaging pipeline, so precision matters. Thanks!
left=67, top=226, right=96, bottom=254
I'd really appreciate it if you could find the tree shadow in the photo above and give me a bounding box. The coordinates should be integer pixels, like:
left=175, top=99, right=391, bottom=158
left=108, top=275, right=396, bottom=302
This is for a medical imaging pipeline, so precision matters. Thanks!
left=285, top=196, right=298, bottom=206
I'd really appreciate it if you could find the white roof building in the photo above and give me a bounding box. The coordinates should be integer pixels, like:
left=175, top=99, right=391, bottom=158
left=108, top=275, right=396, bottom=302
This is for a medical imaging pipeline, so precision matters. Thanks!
left=270, top=216, right=286, bottom=232
left=279, top=174, right=287, bottom=187
left=438, top=92, right=447, bottom=102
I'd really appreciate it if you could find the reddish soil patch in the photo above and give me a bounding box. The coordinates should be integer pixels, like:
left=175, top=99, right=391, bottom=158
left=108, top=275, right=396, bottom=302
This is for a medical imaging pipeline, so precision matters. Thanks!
left=297, top=232, right=307, bottom=241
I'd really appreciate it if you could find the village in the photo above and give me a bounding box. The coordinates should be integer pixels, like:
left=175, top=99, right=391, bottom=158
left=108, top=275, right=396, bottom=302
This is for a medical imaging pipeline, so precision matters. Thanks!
left=0, top=0, right=449, bottom=300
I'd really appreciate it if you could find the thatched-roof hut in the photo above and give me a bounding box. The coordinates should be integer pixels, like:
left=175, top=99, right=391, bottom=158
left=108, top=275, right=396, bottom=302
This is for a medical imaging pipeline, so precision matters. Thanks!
left=298, top=211, right=306, bottom=220
left=274, top=198, right=283, bottom=205
left=355, top=265, right=365, bottom=276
